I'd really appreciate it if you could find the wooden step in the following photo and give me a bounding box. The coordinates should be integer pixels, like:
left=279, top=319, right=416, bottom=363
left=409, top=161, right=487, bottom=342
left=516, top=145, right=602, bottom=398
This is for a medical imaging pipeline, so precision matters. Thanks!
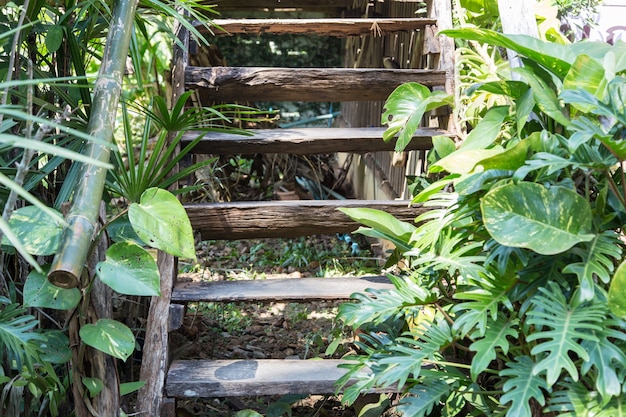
left=166, top=359, right=367, bottom=397
left=183, top=127, right=446, bottom=155
left=186, top=66, right=446, bottom=102
left=172, top=276, right=393, bottom=303
left=208, top=0, right=352, bottom=12
left=208, top=18, right=437, bottom=37
left=185, top=199, right=423, bottom=240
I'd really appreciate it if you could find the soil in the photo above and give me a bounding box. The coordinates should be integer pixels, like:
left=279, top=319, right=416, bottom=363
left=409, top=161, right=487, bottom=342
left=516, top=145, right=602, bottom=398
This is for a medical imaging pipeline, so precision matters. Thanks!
left=170, top=235, right=390, bottom=417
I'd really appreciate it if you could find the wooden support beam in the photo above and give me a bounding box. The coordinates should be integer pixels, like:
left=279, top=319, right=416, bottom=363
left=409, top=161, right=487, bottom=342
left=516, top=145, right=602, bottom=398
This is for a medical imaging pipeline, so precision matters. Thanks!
left=184, top=200, right=423, bottom=240
left=206, top=18, right=437, bottom=37
left=172, top=276, right=393, bottom=303
left=182, top=127, right=447, bottom=155
left=185, top=67, right=447, bottom=102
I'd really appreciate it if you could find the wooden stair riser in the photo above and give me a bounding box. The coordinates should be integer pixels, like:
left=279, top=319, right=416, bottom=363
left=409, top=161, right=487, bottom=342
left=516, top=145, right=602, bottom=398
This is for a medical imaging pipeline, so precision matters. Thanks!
left=185, top=199, right=422, bottom=240
left=182, top=127, right=447, bottom=155
left=207, top=18, right=437, bottom=37
left=172, top=276, right=393, bottom=303
left=186, top=67, right=446, bottom=102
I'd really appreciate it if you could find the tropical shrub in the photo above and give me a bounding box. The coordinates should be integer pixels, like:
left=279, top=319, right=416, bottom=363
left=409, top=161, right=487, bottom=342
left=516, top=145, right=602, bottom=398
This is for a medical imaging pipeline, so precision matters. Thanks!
left=337, top=31, right=626, bottom=416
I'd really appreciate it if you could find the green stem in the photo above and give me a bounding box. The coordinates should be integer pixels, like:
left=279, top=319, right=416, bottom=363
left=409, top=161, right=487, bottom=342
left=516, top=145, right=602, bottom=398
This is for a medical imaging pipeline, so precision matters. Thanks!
left=48, top=0, right=140, bottom=289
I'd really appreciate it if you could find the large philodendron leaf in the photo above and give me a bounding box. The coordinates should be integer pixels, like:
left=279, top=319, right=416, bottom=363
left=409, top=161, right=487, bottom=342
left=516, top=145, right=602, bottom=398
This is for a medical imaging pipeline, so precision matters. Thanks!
left=79, top=319, right=135, bottom=361
left=608, top=260, right=626, bottom=318
left=96, top=242, right=160, bottom=296
left=481, top=182, right=594, bottom=255
left=459, top=105, right=509, bottom=151
left=128, top=187, right=195, bottom=259
left=469, top=317, right=518, bottom=381
left=381, top=82, right=453, bottom=152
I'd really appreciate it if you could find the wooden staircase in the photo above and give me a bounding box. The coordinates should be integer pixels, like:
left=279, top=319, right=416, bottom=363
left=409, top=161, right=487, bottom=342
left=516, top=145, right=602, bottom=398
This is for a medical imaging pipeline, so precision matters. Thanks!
left=151, top=1, right=454, bottom=415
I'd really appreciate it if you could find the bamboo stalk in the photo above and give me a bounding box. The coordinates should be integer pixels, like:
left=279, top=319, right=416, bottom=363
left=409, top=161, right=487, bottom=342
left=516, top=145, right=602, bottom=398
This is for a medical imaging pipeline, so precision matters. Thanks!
left=48, top=0, right=139, bottom=289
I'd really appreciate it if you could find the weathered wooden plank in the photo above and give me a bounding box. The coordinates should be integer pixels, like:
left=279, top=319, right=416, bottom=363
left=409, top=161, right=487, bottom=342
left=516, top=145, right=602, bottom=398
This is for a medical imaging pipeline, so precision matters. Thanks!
left=166, top=359, right=368, bottom=397
left=183, top=127, right=447, bottom=155
left=185, top=67, right=447, bottom=102
left=172, top=276, right=393, bottom=303
left=208, top=0, right=352, bottom=11
left=185, top=199, right=423, bottom=240
left=206, top=18, right=437, bottom=37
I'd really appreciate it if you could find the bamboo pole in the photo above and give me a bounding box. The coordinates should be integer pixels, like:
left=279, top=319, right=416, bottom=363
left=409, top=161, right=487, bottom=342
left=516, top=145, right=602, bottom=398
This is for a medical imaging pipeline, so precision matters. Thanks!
left=48, top=0, right=139, bottom=289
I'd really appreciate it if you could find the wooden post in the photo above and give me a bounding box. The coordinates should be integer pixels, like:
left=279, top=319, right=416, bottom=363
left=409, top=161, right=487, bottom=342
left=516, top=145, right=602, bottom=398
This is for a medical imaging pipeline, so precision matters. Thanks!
left=136, top=14, right=188, bottom=417
left=498, top=0, right=540, bottom=70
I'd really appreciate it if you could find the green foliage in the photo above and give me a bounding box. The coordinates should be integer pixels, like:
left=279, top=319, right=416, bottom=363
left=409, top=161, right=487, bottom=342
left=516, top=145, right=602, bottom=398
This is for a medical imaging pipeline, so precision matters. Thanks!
left=79, top=319, right=136, bottom=362
left=96, top=242, right=160, bottom=296
left=338, top=30, right=626, bottom=417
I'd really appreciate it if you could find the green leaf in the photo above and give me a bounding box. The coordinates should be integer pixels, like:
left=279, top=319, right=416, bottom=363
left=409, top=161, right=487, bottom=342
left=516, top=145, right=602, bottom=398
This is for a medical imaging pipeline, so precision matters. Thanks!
left=608, top=260, right=626, bottom=318
left=46, top=25, right=64, bottom=53
left=24, top=268, right=81, bottom=310
left=470, top=80, right=529, bottom=100
left=1, top=205, right=64, bottom=256
left=441, top=28, right=574, bottom=79
left=381, top=82, right=453, bottom=152
left=35, top=330, right=71, bottom=364
left=452, top=273, right=515, bottom=337
left=234, top=411, right=263, bottom=417
left=581, top=324, right=626, bottom=399
left=514, top=66, right=571, bottom=127
left=129, top=187, right=195, bottom=259
left=396, top=378, right=453, bottom=417
left=357, top=394, right=390, bottom=417
left=79, top=319, right=135, bottom=361
left=266, top=401, right=292, bottom=417
left=96, top=242, right=160, bottom=296
left=431, top=148, right=502, bottom=174
left=469, top=317, right=518, bottom=381
left=526, top=284, right=604, bottom=385
left=107, top=214, right=144, bottom=245
left=338, top=207, right=416, bottom=249
left=563, top=54, right=608, bottom=111
left=82, top=377, right=103, bottom=398
left=476, top=138, right=533, bottom=171
left=563, top=231, right=622, bottom=302
left=432, top=135, right=457, bottom=159
left=516, top=88, right=536, bottom=137
left=459, top=106, right=509, bottom=151
left=500, top=356, right=549, bottom=417
left=120, top=381, right=146, bottom=396
left=481, top=183, right=594, bottom=255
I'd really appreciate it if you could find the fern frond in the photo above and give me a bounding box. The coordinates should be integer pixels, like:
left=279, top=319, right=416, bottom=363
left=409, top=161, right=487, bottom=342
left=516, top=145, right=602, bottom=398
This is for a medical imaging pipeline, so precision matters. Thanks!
left=395, top=377, right=454, bottom=417
left=580, top=318, right=626, bottom=399
left=377, top=317, right=454, bottom=389
left=563, top=230, right=623, bottom=302
left=452, top=273, right=516, bottom=337
left=338, top=275, right=437, bottom=328
left=0, top=297, right=44, bottom=372
left=526, top=284, right=605, bottom=385
left=469, top=317, right=518, bottom=381
left=411, top=192, right=475, bottom=250
left=547, top=380, right=626, bottom=417
left=408, top=236, right=487, bottom=281
left=499, top=356, right=550, bottom=417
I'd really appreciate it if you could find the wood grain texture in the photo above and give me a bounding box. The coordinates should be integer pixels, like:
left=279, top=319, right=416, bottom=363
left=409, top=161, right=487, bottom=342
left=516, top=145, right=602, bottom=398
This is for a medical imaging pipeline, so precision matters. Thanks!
left=185, top=67, right=447, bottom=102
left=184, top=199, right=424, bottom=240
left=172, top=276, right=393, bottom=303
left=166, top=359, right=370, bottom=397
left=207, top=18, right=437, bottom=37
left=182, top=127, right=447, bottom=155
left=208, top=0, right=352, bottom=11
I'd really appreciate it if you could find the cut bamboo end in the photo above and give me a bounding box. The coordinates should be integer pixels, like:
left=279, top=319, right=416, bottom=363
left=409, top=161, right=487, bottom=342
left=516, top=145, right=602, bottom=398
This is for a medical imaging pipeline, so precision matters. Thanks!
left=48, top=269, right=80, bottom=289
